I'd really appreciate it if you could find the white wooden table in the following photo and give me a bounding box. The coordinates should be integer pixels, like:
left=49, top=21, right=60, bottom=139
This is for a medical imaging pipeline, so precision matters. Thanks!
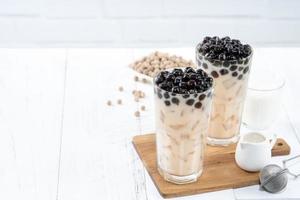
left=0, top=48, right=300, bottom=200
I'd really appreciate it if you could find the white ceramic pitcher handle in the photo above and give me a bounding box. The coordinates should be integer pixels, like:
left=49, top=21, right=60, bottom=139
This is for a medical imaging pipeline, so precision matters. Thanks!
left=269, top=134, right=277, bottom=150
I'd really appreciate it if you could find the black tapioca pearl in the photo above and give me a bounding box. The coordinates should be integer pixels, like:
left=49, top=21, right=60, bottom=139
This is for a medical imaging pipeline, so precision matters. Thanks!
left=186, top=99, right=195, bottom=106
left=244, top=58, right=249, bottom=64
left=232, top=71, right=238, bottom=77
left=238, top=59, right=243, bottom=64
left=238, top=66, right=244, bottom=71
left=230, top=65, right=237, bottom=71
left=220, top=69, right=229, bottom=75
left=202, top=63, right=208, bottom=69
left=198, top=94, right=206, bottom=101
left=158, top=92, right=163, bottom=99
left=183, top=94, right=190, bottom=98
left=238, top=74, right=243, bottom=80
left=164, top=100, right=171, bottom=106
left=223, top=61, right=230, bottom=67
left=211, top=71, right=219, bottom=78
left=171, top=97, right=179, bottom=105
left=214, top=60, right=221, bottom=66
left=163, top=92, right=170, bottom=99
left=193, top=93, right=198, bottom=98
left=197, top=60, right=202, bottom=66
left=171, top=93, right=177, bottom=96
left=230, top=61, right=237, bottom=65
left=243, top=66, right=249, bottom=74
left=207, top=91, right=212, bottom=97
left=194, top=102, right=202, bottom=109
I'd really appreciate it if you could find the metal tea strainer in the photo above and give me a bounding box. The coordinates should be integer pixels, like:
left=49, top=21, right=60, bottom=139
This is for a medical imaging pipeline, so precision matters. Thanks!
left=259, top=155, right=300, bottom=193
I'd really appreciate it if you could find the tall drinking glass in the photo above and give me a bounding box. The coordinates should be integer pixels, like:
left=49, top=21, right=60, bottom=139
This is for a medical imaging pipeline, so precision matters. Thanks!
left=243, top=68, right=285, bottom=130
left=154, top=68, right=213, bottom=184
left=196, top=42, right=253, bottom=146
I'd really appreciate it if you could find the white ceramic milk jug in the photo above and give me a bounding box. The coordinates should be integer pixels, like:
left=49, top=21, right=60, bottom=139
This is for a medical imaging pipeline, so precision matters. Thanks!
left=235, top=132, right=277, bottom=172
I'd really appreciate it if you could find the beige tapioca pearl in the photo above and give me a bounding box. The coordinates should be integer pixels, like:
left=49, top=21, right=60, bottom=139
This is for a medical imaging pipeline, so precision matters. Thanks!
left=134, top=111, right=140, bottom=117
left=118, top=86, right=124, bottom=92
left=134, top=76, right=139, bottom=82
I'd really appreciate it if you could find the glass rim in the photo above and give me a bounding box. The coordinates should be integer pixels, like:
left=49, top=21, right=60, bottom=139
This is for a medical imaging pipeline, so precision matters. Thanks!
left=248, top=78, right=286, bottom=92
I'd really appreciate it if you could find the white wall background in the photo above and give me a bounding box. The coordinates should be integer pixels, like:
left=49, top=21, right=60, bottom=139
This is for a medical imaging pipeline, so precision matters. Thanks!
left=0, top=0, right=300, bottom=47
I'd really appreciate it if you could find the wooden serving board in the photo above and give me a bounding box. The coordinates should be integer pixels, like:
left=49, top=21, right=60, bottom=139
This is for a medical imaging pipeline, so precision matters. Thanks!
left=132, top=133, right=290, bottom=198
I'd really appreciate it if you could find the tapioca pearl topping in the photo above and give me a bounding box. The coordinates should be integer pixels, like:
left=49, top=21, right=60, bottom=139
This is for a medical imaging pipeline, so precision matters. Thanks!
left=243, top=66, right=249, bottom=74
left=223, top=61, right=230, bottom=67
left=202, top=63, right=208, bottom=69
left=186, top=99, right=195, bottom=106
left=232, top=71, right=238, bottom=77
left=158, top=92, right=163, bottom=99
left=230, top=65, right=237, bottom=71
left=205, top=91, right=211, bottom=98
left=213, top=60, right=222, bottom=67
left=194, top=102, right=202, bottom=109
left=238, top=74, right=243, bottom=80
left=171, top=97, right=180, bottom=105
left=164, top=100, right=171, bottom=106
left=198, top=94, right=206, bottom=101
left=211, top=71, right=219, bottom=78
left=198, top=36, right=252, bottom=61
left=163, top=92, right=170, bottom=99
left=238, top=66, right=244, bottom=71
left=183, top=94, right=190, bottom=98
left=154, top=67, right=213, bottom=94
left=197, top=60, right=202, bottom=66
left=230, top=60, right=237, bottom=65
left=220, top=69, right=229, bottom=75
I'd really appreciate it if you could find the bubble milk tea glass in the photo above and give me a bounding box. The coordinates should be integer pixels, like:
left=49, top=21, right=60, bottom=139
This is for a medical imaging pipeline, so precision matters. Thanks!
left=154, top=67, right=213, bottom=184
left=196, top=36, right=253, bottom=146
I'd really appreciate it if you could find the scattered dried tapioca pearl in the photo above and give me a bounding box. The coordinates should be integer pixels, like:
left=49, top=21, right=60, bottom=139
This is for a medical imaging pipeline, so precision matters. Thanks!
left=142, top=78, right=148, bottom=84
left=134, top=111, right=140, bottom=117
left=141, top=105, right=146, bottom=111
left=134, top=76, right=139, bottom=82
left=107, top=100, right=112, bottom=106
left=118, top=86, right=124, bottom=92
left=117, top=99, right=122, bottom=105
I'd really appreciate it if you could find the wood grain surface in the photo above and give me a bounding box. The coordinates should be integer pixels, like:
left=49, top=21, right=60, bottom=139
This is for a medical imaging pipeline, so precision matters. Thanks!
left=132, top=133, right=291, bottom=198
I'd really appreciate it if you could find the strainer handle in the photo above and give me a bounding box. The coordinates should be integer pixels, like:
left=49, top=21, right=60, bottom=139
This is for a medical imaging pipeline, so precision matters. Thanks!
left=283, top=155, right=300, bottom=179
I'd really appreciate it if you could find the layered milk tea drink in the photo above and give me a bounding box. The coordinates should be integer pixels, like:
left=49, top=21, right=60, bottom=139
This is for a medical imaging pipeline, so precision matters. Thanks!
left=154, top=67, right=213, bottom=184
left=196, top=36, right=253, bottom=145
